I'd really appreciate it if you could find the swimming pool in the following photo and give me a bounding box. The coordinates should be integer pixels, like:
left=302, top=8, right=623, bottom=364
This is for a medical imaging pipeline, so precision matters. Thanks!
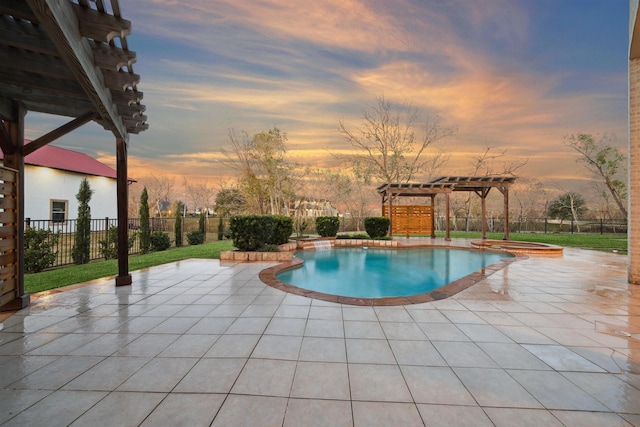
left=276, top=247, right=512, bottom=299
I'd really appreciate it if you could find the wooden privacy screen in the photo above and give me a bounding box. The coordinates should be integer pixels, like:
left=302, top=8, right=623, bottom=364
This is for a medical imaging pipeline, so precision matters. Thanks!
left=0, top=166, right=17, bottom=307
left=383, top=205, right=433, bottom=235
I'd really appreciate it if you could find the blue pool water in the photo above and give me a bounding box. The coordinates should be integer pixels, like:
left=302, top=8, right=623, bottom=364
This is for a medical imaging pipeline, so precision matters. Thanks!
left=276, top=247, right=512, bottom=298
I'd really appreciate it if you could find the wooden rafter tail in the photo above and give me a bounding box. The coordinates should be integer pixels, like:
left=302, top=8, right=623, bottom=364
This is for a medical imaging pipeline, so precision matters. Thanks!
left=102, top=70, right=140, bottom=91
left=26, top=0, right=129, bottom=141
left=93, top=44, right=137, bottom=71
left=74, top=4, right=131, bottom=42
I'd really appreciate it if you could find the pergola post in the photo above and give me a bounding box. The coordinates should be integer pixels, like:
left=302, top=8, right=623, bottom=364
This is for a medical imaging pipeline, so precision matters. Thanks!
left=115, top=137, right=131, bottom=286
left=445, top=192, right=451, bottom=241
left=502, top=186, right=510, bottom=240
left=388, top=192, right=393, bottom=238
left=0, top=102, right=29, bottom=310
left=477, top=188, right=491, bottom=240
left=430, top=195, right=436, bottom=239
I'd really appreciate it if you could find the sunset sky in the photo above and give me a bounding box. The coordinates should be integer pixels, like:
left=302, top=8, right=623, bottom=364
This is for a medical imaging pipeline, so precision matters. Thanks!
left=25, top=0, right=629, bottom=200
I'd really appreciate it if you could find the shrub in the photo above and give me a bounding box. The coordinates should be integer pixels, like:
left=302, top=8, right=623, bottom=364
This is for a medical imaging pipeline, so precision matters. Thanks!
left=174, top=207, right=183, bottom=248
left=139, top=187, right=151, bottom=253
left=198, top=211, right=207, bottom=241
left=24, top=227, right=58, bottom=273
left=150, top=231, right=171, bottom=251
left=364, top=216, right=390, bottom=239
left=229, top=215, right=274, bottom=251
left=315, top=216, right=340, bottom=237
left=186, top=230, right=205, bottom=245
left=72, top=178, right=92, bottom=264
left=217, top=216, right=224, bottom=241
left=259, top=244, right=279, bottom=252
left=336, top=233, right=369, bottom=239
left=99, top=226, right=136, bottom=259
left=270, top=215, right=293, bottom=245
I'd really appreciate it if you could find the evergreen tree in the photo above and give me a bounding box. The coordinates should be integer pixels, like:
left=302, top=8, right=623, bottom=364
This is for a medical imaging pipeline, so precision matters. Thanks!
left=139, top=187, right=151, bottom=253
left=72, top=178, right=93, bottom=264
left=198, top=211, right=206, bottom=242
left=174, top=202, right=183, bottom=247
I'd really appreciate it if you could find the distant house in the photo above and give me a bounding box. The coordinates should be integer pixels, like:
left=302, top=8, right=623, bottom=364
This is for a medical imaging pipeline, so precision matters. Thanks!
left=0, top=142, right=127, bottom=225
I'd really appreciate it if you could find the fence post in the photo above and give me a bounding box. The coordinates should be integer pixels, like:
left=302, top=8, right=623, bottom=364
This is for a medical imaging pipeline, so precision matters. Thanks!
left=600, top=218, right=603, bottom=235
left=544, top=218, right=547, bottom=234
left=25, top=217, right=30, bottom=228
left=104, top=218, right=109, bottom=253
left=571, top=218, right=574, bottom=234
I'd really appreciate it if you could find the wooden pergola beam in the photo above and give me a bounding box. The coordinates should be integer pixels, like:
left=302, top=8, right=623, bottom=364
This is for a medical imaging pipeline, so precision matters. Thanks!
left=23, top=111, right=99, bottom=156
left=26, top=0, right=129, bottom=142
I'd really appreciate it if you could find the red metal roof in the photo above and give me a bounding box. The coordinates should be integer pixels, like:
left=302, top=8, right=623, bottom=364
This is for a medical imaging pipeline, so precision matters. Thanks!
left=0, top=142, right=118, bottom=179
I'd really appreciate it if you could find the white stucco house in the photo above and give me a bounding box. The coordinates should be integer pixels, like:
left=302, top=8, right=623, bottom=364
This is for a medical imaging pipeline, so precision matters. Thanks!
left=0, top=142, right=124, bottom=229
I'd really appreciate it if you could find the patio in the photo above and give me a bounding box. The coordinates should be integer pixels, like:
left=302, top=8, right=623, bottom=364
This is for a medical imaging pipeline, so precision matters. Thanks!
left=0, top=240, right=639, bottom=426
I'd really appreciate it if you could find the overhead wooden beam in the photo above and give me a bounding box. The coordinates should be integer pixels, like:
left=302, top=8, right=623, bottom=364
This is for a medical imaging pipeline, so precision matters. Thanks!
left=23, top=111, right=98, bottom=156
left=0, top=14, right=58, bottom=55
left=26, top=0, right=129, bottom=142
left=0, top=119, right=12, bottom=154
left=102, top=69, right=140, bottom=91
left=0, top=45, right=71, bottom=80
left=0, top=0, right=39, bottom=21
left=0, top=67, right=87, bottom=100
left=74, top=4, right=131, bottom=42
left=0, top=95, right=15, bottom=121
left=93, top=43, right=136, bottom=70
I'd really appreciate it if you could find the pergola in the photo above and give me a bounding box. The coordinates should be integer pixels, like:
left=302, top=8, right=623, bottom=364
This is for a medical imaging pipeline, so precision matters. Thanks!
left=0, top=0, right=147, bottom=311
left=377, top=176, right=516, bottom=241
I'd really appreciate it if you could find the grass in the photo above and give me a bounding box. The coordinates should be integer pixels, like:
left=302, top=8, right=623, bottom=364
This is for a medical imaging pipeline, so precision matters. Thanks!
left=25, top=240, right=234, bottom=294
left=433, top=231, right=628, bottom=252
left=25, top=232, right=628, bottom=295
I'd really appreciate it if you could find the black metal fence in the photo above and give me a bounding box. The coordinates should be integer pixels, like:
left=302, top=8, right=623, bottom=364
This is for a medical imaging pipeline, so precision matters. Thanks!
left=24, top=216, right=627, bottom=270
left=336, top=216, right=627, bottom=235
left=25, top=216, right=218, bottom=269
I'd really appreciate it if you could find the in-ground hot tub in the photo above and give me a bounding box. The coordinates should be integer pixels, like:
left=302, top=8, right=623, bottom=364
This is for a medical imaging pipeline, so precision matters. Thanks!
left=470, top=240, right=563, bottom=255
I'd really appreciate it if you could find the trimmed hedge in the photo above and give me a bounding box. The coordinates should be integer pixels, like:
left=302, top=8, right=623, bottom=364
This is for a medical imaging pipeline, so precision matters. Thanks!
left=270, top=215, right=293, bottom=245
left=150, top=231, right=171, bottom=251
left=186, top=230, right=205, bottom=245
left=316, top=216, right=340, bottom=237
left=364, top=216, right=390, bottom=239
left=230, top=215, right=275, bottom=251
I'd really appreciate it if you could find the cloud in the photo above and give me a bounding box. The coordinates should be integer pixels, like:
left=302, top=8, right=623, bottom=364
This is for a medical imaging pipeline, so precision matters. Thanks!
left=28, top=0, right=627, bottom=198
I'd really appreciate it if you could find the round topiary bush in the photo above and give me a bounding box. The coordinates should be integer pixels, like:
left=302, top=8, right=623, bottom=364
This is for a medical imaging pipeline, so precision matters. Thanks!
left=315, top=216, right=340, bottom=237
left=364, top=216, right=390, bottom=239
left=186, top=230, right=205, bottom=245
left=229, top=215, right=275, bottom=251
left=150, top=231, right=171, bottom=251
left=270, top=215, right=293, bottom=245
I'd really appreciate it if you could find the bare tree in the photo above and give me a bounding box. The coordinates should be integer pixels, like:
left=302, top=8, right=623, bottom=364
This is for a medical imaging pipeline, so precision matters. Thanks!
left=512, top=177, right=548, bottom=230
left=221, top=127, right=297, bottom=215
left=139, top=174, right=175, bottom=217
left=459, top=144, right=528, bottom=231
left=337, top=96, right=456, bottom=184
left=564, top=133, right=627, bottom=218
left=184, top=178, right=215, bottom=214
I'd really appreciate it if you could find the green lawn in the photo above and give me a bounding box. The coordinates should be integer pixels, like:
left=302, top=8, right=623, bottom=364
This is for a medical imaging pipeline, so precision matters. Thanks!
left=25, top=240, right=234, bottom=294
left=26, top=232, right=627, bottom=295
left=433, top=231, right=627, bottom=252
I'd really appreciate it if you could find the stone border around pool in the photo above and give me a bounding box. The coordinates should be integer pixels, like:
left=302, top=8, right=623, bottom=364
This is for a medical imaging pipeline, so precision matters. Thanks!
left=258, top=245, right=527, bottom=306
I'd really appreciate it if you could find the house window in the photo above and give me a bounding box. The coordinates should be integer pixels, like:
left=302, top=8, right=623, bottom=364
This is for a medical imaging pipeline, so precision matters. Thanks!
left=51, top=200, right=68, bottom=223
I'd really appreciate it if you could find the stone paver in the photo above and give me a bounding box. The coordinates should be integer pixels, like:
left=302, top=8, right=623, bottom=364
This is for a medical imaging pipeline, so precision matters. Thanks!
left=0, top=241, right=638, bottom=426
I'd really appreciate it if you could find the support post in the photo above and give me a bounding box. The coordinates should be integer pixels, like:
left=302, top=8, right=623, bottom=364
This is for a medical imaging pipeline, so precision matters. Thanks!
left=430, top=195, right=436, bottom=239
left=388, top=192, right=393, bottom=238
left=445, top=192, right=451, bottom=241
left=1, top=102, right=29, bottom=310
left=115, top=137, right=131, bottom=286
left=477, top=188, right=491, bottom=240
left=502, top=186, right=510, bottom=240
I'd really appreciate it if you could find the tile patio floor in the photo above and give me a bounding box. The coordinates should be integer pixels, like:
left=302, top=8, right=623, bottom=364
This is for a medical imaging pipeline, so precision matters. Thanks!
left=0, top=239, right=639, bottom=426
